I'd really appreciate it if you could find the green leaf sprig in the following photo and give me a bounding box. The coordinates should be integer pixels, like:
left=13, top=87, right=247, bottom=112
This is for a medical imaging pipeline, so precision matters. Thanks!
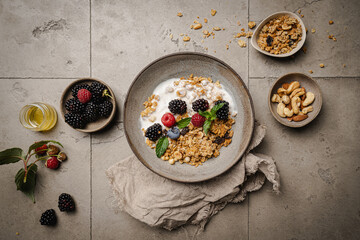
left=0, top=140, right=63, bottom=203
left=198, top=103, right=225, bottom=134
left=156, top=136, right=169, bottom=158
left=176, top=117, right=191, bottom=129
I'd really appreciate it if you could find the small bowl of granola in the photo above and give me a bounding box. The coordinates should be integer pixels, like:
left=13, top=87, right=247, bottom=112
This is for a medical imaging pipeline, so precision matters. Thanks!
left=251, top=11, right=306, bottom=57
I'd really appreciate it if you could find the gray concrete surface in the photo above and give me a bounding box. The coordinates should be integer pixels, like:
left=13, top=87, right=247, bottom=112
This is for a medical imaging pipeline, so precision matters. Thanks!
left=0, top=0, right=359, bottom=239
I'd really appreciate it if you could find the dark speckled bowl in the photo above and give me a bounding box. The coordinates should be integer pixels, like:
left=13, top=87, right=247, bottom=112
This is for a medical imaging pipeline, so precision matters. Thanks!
left=124, top=52, right=254, bottom=182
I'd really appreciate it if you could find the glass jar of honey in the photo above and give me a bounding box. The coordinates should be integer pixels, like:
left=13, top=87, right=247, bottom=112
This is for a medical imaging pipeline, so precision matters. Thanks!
left=19, top=103, right=57, bottom=131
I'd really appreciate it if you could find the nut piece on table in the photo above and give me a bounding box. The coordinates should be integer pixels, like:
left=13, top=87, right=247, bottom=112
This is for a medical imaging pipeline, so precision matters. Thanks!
left=183, top=36, right=191, bottom=42
left=271, top=94, right=282, bottom=103
left=211, top=9, right=217, bottom=16
left=237, top=39, right=247, bottom=48
left=291, top=96, right=301, bottom=114
left=248, top=21, right=256, bottom=29
left=277, top=102, right=286, bottom=117
left=303, top=92, right=315, bottom=106
left=177, top=12, right=183, bottom=17
left=193, top=23, right=202, bottom=30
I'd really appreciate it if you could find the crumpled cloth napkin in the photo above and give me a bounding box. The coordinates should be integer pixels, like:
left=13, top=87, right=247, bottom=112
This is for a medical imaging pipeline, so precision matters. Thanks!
left=106, top=122, right=280, bottom=231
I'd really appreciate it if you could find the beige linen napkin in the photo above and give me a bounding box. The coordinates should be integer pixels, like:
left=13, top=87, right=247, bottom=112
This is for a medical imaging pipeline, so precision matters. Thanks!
left=106, top=122, right=280, bottom=231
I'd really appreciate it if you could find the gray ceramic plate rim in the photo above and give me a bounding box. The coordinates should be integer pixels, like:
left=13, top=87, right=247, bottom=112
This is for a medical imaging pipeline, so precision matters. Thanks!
left=60, top=77, right=116, bottom=133
left=251, top=11, right=307, bottom=58
left=124, top=52, right=255, bottom=182
left=268, top=72, right=322, bottom=128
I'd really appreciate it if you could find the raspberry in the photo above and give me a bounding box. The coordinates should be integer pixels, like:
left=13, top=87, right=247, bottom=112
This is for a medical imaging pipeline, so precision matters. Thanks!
left=191, top=113, right=206, bottom=127
left=40, top=209, right=57, bottom=226
left=168, top=99, right=187, bottom=114
left=45, top=156, right=60, bottom=169
left=77, top=89, right=92, bottom=103
left=58, top=193, right=76, bottom=212
left=35, top=144, right=47, bottom=156
left=72, top=84, right=91, bottom=98
left=192, top=99, right=209, bottom=112
left=161, top=113, right=176, bottom=127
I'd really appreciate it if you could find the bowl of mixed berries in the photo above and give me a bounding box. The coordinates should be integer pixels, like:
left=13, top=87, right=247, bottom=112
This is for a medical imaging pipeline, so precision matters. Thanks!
left=60, top=78, right=116, bottom=132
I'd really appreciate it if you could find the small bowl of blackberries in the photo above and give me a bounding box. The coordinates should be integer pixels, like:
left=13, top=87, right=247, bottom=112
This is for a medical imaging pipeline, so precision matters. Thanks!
left=60, top=78, right=116, bottom=132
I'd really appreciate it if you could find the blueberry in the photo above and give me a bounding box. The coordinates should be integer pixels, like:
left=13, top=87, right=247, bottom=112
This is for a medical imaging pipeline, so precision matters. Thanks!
left=167, top=127, right=180, bottom=139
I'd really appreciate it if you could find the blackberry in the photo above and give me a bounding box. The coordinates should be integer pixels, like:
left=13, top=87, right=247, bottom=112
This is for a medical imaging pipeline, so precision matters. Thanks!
left=145, top=123, right=162, bottom=141
left=214, top=100, right=229, bottom=120
left=40, top=209, right=57, bottom=226
left=65, top=98, right=86, bottom=113
left=90, top=82, right=112, bottom=104
left=65, top=112, right=86, bottom=129
left=180, top=126, right=189, bottom=136
left=192, top=99, right=209, bottom=112
left=71, top=84, right=91, bottom=98
left=98, top=101, right=113, bottom=118
left=58, top=193, right=76, bottom=212
left=168, top=99, right=187, bottom=114
left=84, top=102, right=99, bottom=122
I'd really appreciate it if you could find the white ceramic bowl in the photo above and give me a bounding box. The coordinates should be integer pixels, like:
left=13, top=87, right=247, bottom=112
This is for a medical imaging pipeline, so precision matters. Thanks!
left=251, top=11, right=306, bottom=58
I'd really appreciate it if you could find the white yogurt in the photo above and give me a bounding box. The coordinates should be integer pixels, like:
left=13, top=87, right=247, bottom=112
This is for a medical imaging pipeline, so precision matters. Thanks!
left=140, top=78, right=237, bottom=130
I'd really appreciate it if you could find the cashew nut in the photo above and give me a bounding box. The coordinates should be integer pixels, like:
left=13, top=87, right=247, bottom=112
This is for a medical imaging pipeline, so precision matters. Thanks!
left=289, top=88, right=302, bottom=99
left=277, top=88, right=287, bottom=97
left=291, top=96, right=301, bottom=114
left=281, top=95, right=290, bottom=104
left=302, top=106, right=314, bottom=114
left=284, top=107, right=294, bottom=117
left=286, top=81, right=300, bottom=94
left=277, top=102, right=286, bottom=117
left=271, top=94, right=282, bottom=103
left=303, top=92, right=315, bottom=106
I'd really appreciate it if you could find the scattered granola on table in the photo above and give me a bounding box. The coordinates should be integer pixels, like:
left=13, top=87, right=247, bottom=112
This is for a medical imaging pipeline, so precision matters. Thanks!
left=257, top=15, right=303, bottom=55
left=140, top=75, right=237, bottom=166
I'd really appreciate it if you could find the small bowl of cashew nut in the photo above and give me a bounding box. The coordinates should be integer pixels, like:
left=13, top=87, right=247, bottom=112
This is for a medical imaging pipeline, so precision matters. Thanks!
left=268, top=73, right=322, bottom=128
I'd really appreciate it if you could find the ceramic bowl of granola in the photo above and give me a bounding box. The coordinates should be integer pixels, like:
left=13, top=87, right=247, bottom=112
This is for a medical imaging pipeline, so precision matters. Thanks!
left=268, top=73, right=322, bottom=128
left=251, top=11, right=306, bottom=57
left=124, top=52, right=254, bottom=182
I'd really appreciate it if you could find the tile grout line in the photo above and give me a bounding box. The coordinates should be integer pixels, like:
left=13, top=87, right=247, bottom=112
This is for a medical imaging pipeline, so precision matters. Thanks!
left=247, top=0, right=250, bottom=240
left=89, top=0, right=93, bottom=239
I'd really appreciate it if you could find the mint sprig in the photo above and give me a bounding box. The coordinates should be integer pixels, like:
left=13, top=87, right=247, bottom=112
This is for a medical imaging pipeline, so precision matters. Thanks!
left=198, top=103, right=225, bottom=134
left=0, top=140, right=64, bottom=203
left=176, top=117, right=191, bottom=129
left=156, top=137, right=169, bottom=158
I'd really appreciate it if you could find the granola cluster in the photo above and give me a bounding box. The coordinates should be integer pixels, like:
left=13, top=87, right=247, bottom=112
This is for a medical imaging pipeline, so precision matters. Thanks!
left=145, top=118, right=235, bottom=167
left=257, top=15, right=302, bottom=55
left=141, top=94, right=159, bottom=120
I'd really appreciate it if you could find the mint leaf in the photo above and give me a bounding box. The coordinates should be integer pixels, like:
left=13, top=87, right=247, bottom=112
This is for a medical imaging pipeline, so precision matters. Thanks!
left=15, top=164, right=37, bottom=203
left=156, top=137, right=169, bottom=158
left=210, top=103, right=225, bottom=115
left=0, top=148, right=23, bottom=165
left=203, top=119, right=213, bottom=135
left=198, top=110, right=213, bottom=119
left=176, top=117, right=191, bottom=129
left=28, top=140, right=63, bottom=155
